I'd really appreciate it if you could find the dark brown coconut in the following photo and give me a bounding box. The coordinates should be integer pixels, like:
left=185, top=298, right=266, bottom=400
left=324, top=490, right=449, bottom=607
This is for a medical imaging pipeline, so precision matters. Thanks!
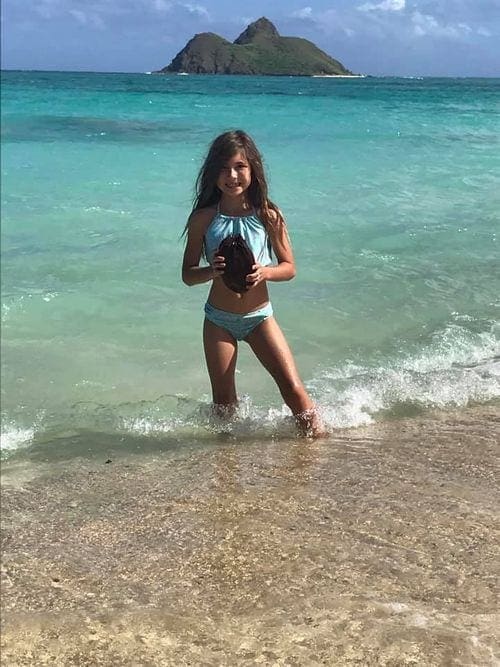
left=217, top=234, right=255, bottom=293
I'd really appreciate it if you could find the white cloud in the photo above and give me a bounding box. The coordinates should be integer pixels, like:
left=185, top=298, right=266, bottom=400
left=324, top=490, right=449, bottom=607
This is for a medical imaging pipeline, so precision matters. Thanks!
left=35, top=0, right=62, bottom=19
left=35, top=6, right=53, bottom=18
left=30, top=0, right=211, bottom=25
left=69, top=9, right=86, bottom=23
left=151, top=0, right=172, bottom=12
left=287, top=6, right=360, bottom=39
left=411, top=11, right=472, bottom=38
left=181, top=3, right=209, bottom=18
left=358, top=0, right=405, bottom=12
left=69, top=8, right=105, bottom=28
left=287, top=1, right=498, bottom=44
left=291, top=7, right=313, bottom=19
left=143, top=0, right=208, bottom=15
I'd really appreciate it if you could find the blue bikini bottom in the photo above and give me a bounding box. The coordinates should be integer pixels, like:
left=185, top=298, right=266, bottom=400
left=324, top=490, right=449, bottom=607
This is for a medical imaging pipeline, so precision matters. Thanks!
left=204, top=301, right=273, bottom=341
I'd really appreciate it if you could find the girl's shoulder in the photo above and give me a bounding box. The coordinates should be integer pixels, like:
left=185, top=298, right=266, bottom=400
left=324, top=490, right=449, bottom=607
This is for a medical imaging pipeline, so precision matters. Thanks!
left=258, top=204, right=286, bottom=234
left=188, top=206, right=217, bottom=232
left=268, top=207, right=285, bottom=224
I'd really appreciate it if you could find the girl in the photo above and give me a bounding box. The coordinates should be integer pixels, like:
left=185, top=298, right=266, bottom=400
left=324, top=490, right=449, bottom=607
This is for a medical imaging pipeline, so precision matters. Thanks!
left=182, top=130, right=323, bottom=436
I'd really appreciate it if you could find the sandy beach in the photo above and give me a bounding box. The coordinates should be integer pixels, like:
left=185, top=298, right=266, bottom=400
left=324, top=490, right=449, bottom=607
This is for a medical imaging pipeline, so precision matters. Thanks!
left=1, top=405, right=499, bottom=666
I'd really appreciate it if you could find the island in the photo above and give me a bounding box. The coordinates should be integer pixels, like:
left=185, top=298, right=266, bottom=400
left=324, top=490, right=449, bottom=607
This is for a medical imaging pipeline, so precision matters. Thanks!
left=157, top=17, right=354, bottom=76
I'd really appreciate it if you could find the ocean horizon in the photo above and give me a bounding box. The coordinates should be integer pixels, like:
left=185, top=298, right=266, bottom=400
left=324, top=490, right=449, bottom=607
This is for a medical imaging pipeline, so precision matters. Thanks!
left=3, top=68, right=500, bottom=77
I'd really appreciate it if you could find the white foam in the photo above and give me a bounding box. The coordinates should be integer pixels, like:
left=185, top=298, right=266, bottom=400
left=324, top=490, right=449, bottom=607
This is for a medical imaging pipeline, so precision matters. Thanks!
left=119, top=397, right=297, bottom=440
left=404, top=324, right=498, bottom=373
left=121, top=416, right=179, bottom=436
left=310, top=322, right=500, bottom=428
left=0, top=426, right=34, bottom=453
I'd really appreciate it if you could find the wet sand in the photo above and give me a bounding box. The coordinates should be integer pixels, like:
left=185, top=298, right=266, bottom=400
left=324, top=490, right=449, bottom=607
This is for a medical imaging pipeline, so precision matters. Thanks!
left=1, top=406, right=499, bottom=666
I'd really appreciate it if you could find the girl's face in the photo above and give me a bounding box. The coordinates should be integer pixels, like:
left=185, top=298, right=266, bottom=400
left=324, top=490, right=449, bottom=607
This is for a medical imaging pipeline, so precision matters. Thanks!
left=217, top=151, right=252, bottom=199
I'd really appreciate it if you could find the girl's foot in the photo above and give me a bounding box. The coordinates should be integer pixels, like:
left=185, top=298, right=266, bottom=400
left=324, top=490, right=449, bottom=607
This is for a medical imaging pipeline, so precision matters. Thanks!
left=211, top=402, right=238, bottom=420
left=295, top=407, right=327, bottom=438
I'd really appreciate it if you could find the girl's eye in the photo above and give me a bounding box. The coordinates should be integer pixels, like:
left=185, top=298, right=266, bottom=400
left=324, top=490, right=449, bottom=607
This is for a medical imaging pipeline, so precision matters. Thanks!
left=223, top=164, right=248, bottom=172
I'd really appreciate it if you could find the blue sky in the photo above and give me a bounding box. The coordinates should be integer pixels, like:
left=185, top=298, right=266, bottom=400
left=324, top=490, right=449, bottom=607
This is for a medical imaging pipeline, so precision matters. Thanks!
left=2, top=0, right=499, bottom=76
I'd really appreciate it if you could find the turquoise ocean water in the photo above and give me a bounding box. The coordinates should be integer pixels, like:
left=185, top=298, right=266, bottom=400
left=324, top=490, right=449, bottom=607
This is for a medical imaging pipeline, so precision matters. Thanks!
left=1, top=71, right=499, bottom=457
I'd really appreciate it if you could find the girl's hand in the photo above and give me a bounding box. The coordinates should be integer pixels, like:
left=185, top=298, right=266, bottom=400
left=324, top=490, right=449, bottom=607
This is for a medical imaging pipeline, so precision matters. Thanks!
left=246, top=263, right=268, bottom=288
left=211, top=255, right=225, bottom=279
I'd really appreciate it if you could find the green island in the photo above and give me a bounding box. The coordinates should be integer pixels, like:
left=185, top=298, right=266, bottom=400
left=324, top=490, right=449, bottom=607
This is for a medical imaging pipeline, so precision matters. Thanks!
left=157, top=17, right=354, bottom=76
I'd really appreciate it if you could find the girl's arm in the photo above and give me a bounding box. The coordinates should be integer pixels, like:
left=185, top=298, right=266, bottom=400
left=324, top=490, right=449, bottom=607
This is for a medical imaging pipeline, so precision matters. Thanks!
left=181, top=210, right=225, bottom=286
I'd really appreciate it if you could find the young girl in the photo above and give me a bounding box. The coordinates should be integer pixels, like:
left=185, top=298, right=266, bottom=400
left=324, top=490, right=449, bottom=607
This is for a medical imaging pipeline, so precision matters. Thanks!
left=182, top=130, right=323, bottom=436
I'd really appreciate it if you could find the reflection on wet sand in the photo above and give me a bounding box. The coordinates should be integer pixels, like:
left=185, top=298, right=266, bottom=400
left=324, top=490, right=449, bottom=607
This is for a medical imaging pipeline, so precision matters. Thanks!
left=198, top=439, right=321, bottom=601
left=1, top=406, right=499, bottom=665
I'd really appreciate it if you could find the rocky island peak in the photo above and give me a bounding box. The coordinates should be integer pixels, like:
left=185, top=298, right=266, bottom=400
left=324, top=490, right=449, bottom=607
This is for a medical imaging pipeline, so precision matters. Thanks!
left=158, top=17, right=353, bottom=77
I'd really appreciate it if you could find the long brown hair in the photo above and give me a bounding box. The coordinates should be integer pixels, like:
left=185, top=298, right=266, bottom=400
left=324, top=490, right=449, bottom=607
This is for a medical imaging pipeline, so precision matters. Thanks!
left=188, top=130, right=283, bottom=233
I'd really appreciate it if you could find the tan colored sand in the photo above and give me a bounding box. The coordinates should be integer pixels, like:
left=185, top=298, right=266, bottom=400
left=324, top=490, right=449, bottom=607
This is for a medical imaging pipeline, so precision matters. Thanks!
left=1, top=406, right=499, bottom=665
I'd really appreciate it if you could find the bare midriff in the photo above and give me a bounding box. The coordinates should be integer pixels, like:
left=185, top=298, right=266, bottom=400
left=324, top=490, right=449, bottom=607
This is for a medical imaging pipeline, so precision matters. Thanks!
left=207, top=279, right=270, bottom=314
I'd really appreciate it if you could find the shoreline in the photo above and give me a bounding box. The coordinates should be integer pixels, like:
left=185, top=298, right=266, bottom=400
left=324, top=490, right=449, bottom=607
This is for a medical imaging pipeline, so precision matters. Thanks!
left=2, top=405, right=499, bottom=665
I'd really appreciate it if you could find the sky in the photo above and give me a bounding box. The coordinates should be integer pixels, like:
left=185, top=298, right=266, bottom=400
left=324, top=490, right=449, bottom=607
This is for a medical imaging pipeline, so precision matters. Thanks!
left=2, top=0, right=499, bottom=77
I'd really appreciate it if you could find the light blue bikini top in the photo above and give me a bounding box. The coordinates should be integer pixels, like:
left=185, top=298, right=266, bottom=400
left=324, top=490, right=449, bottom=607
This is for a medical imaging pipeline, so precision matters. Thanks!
left=204, top=205, right=273, bottom=266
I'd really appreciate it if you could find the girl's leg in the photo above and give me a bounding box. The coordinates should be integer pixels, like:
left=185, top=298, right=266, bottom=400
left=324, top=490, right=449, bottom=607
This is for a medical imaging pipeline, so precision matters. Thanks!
left=245, top=317, right=324, bottom=436
left=203, top=317, right=238, bottom=416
